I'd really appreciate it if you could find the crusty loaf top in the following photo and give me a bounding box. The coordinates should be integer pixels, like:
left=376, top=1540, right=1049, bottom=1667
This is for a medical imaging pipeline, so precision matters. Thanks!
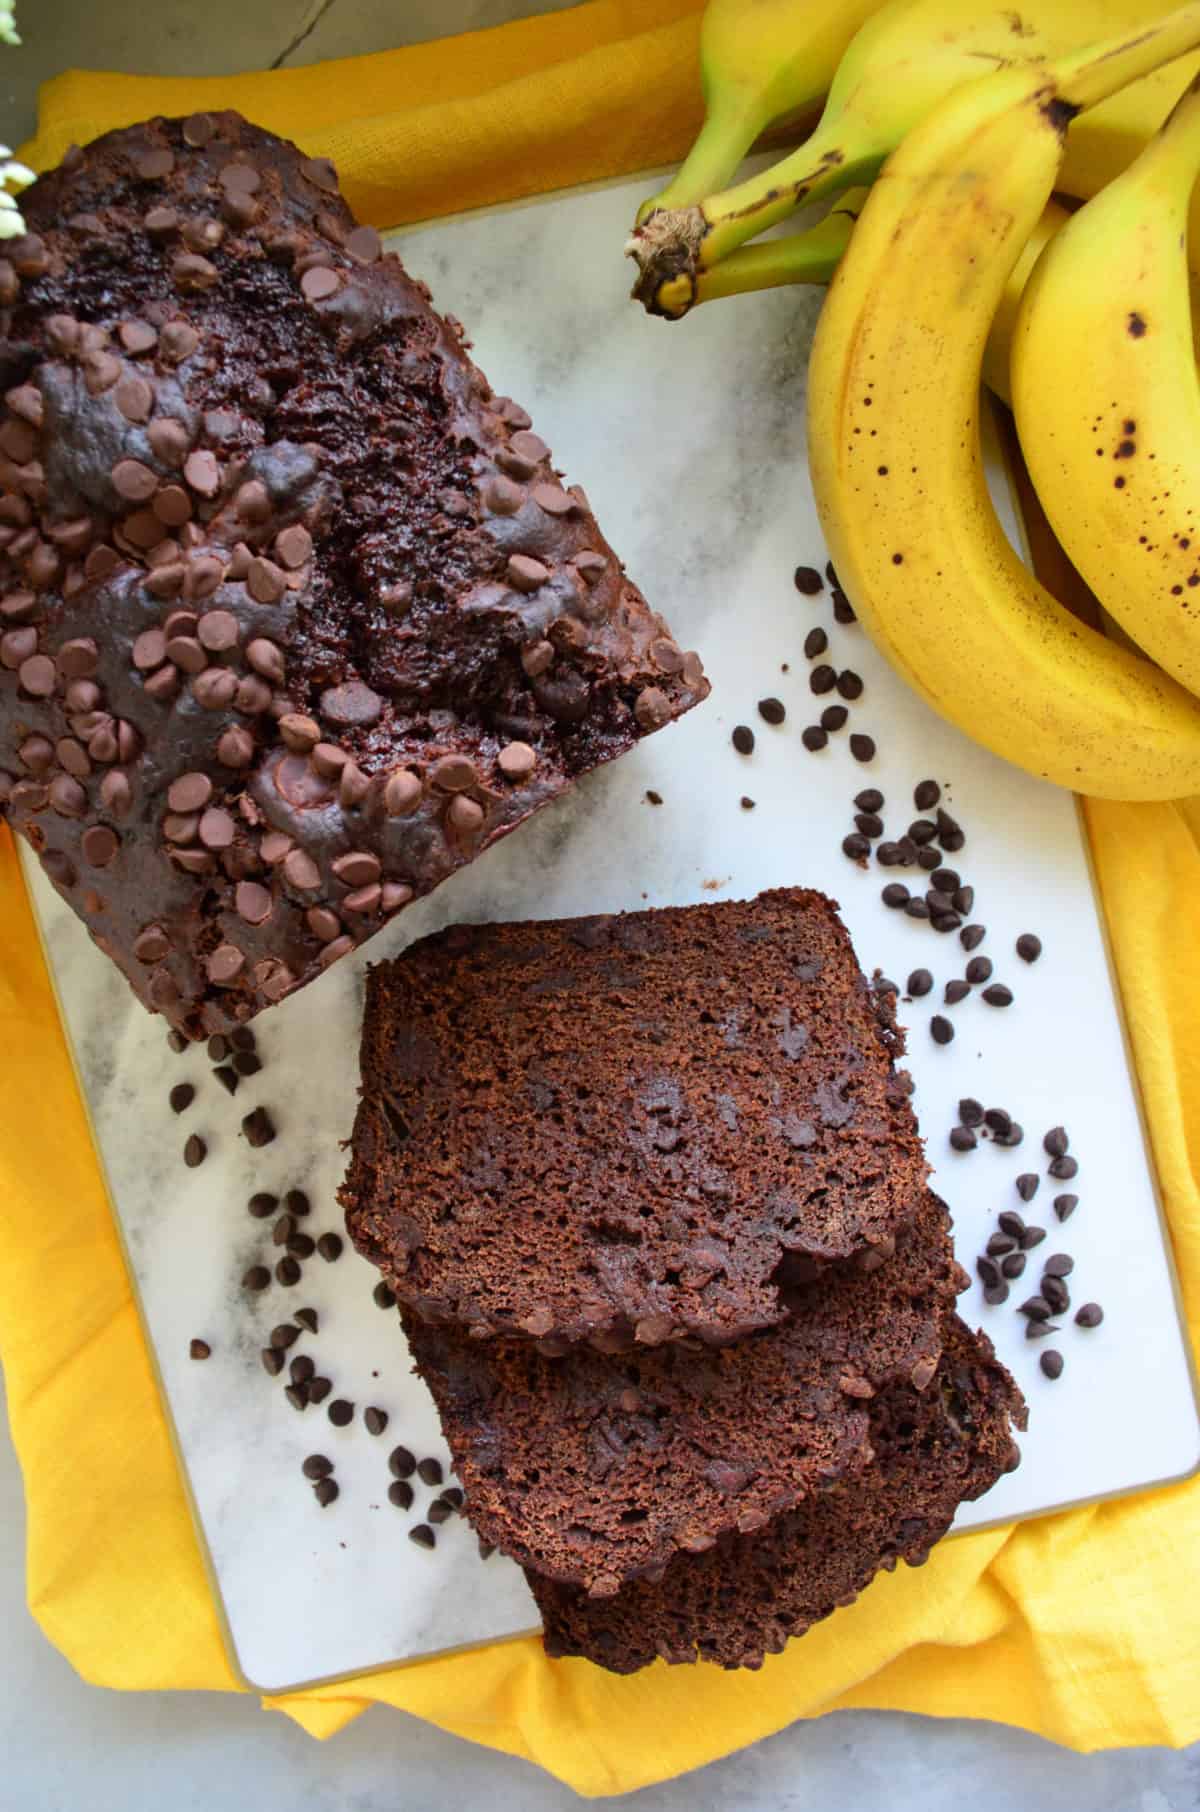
left=0, top=113, right=706, bottom=1037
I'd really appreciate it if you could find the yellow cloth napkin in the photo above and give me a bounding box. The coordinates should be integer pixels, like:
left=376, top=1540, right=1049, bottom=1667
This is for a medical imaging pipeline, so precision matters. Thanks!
left=3, top=2, right=1200, bottom=1795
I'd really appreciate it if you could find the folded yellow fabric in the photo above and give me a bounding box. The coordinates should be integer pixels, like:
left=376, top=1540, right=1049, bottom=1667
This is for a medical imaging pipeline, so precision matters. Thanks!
left=2, top=3, right=1199, bottom=1796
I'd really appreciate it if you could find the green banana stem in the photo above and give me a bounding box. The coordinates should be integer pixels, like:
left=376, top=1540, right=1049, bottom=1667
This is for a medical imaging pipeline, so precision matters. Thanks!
left=637, top=94, right=781, bottom=224
left=687, top=193, right=866, bottom=309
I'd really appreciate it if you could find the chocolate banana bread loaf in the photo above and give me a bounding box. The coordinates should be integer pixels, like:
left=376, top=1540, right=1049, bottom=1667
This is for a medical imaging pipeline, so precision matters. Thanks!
left=343, top=889, right=930, bottom=1348
left=401, top=1188, right=964, bottom=1594
left=529, top=1317, right=1025, bottom=1672
left=0, top=114, right=707, bottom=1039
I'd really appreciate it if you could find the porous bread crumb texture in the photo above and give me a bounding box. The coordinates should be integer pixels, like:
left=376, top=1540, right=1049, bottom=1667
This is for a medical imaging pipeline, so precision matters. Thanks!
left=342, top=888, right=930, bottom=1349
left=528, top=1317, right=1026, bottom=1672
left=0, top=113, right=706, bottom=1039
left=401, top=1189, right=963, bottom=1593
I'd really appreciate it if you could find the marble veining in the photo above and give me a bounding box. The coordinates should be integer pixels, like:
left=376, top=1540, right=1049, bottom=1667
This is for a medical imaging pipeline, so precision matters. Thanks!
left=20, top=169, right=1200, bottom=1694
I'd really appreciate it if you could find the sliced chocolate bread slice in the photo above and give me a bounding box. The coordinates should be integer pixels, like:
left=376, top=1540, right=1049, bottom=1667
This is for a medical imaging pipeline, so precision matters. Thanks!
left=344, top=888, right=929, bottom=1348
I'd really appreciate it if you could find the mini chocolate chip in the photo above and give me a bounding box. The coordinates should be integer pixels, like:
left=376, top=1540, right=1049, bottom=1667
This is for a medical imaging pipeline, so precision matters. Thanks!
left=930, top=1015, right=954, bottom=1045
left=248, top=1192, right=278, bottom=1219
left=275, top=1255, right=301, bottom=1287
left=983, top=1282, right=1010, bottom=1305
left=169, top=1082, right=195, bottom=1114
left=328, top=1398, right=354, bottom=1427
left=842, top=833, right=871, bottom=861
left=183, top=1133, right=207, bottom=1168
left=809, top=664, right=836, bottom=695
left=804, top=627, right=828, bottom=659
left=965, top=955, right=992, bottom=984
left=241, top=1107, right=276, bottom=1148
left=189, top=1339, right=211, bottom=1361
left=242, top=1265, right=271, bottom=1292
left=855, top=789, right=884, bottom=812
left=960, top=924, right=986, bottom=951
left=849, top=734, right=876, bottom=762
left=943, top=979, right=970, bottom=1005
left=1043, top=1125, right=1069, bottom=1157
left=836, top=669, right=863, bottom=700
left=388, top=1480, right=414, bottom=1510
left=364, top=1407, right=389, bottom=1436
left=801, top=726, right=828, bottom=751
left=1075, top=1302, right=1104, bottom=1328
left=949, top=1126, right=976, bottom=1152
left=986, top=1232, right=1016, bottom=1256
left=409, top=1524, right=436, bottom=1549
left=389, top=1445, right=416, bottom=1478
left=881, top=883, right=909, bottom=908
left=959, top=1100, right=984, bottom=1127
left=907, top=968, right=933, bottom=997
left=1020, top=1224, right=1047, bottom=1251
left=373, top=1281, right=396, bottom=1310
left=213, top=1065, right=239, bottom=1095
left=261, top=1347, right=285, bottom=1377
left=313, top=1477, right=339, bottom=1507
left=1039, top=1349, right=1064, bottom=1380
left=820, top=705, right=849, bottom=732
left=1053, top=1194, right=1078, bottom=1222
left=981, top=984, right=1013, bottom=1008
left=301, top=1454, right=334, bottom=1481
left=1016, top=1173, right=1040, bottom=1202
left=913, top=779, right=941, bottom=810
left=295, top=1307, right=319, bottom=1334
left=316, top=1232, right=343, bottom=1262
left=976, top=1255, right=1001, bottom=1288
left=1049, top=1154, right=1079, bottom=1180
left=1016, top=933, right=1042, bottom=963
left=757, top=696, right=785, bottom=726
left=794, top=565, right=823, bottom=594
left=997, top=1209, right=1026, bottom=1238
left=731, top=725, right=755, bottom=755
left=416, top=1457, right=444, bottom=1487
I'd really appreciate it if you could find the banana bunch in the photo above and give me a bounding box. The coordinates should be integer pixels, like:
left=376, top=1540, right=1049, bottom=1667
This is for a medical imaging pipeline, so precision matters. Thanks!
left=635, top=0, right=1200, bottom=799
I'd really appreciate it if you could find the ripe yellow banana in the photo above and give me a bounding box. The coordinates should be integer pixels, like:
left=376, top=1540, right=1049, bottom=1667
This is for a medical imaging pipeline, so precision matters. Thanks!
left=636, top=0, right=885, bottom=227
left=630, top=0, right=1200, bottom=319
left=1014, top=75, right=1200, bottom=698
left=808, top=5, right=1200, bottom=802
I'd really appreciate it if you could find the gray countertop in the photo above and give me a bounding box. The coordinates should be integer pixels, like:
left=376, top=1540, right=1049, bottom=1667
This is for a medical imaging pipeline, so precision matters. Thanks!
left=1, top=2, right=1197, bottom=1805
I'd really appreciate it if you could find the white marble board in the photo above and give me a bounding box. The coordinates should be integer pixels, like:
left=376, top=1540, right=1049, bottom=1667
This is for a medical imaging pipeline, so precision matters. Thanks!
left=19, top=169, right=1200, bottom=1694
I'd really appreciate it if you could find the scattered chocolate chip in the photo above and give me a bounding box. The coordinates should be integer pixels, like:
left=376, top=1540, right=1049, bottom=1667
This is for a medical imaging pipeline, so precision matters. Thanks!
left=997, top=1210, right=1026, bottom=1238
left=388, top=1480, right=414, bottom=1509
left=960, top=924, right=987, bottom=951
left=417, top=1457, right=444, bottom=1487
left=1019, top=1225, right=1047, bottom=1251
left=183, top=1133, right=207, bottom=1168
left=836, top=669, right=863, bottom=701
left=1053, top=1194, right=1078, bottom=1223
left=270, top=1324, right=299, bottom=1350
left=820, top=705, right=849, bottom=732
left=976, top=1255, right=1001, bottom=1288
left=409, top=1524, right=436, bottom=1549
left=1016, top=933, right=1042, bottom=963
left=881, top=883, right=909, bottom=908
left=275, top=1255, right=301, bottom=1287
left=328, top=1398, right=354, bottom=1427
left=793, top=565, right=823, bottom=594
left=213, top=1065, right=239, bottom=1096
left=996, top=1121, right=1025, bottom=1148
left=1075, top=1302, right=1104, bottom=1328
left=373, top=1281, right=396, bottom=1310
left=907, top=969, right=933, bottom=997
left=731, top=725, right=755, bottom=755
left=1043, top=1126, right=1069, bottom=1158
left=965, top=956, right=992, bottom=985
left=1001, top=1252, right=1027, bottom=1279
left=290, top=1354, right=315, bottom=1387
left=849, top=733, right=876, bottom=763
left=943, top=979, right=970, bottom=1006
left=804, top=627, right=828, bottom=659
left=427, top=1498, right=454, bottom=1526
left=801, top=725, right=827, bottom=752
left=930, top=1015, right=954, bottom=1045
left=1042, top=1252, right=1074, bottom=1278
left=983, top=1282, right=1010, bottom=1306
left=261, top=1347, right=285, bottom=1377
left=981, top=984, right=1013, bottom=1008
left=284, top=1384, right=309, bottom=1412
left=757, top=696, right=785, bottom=726
left=955, top=1099, right=983, bottom=1129
left=1018, top=1295, right=1052, bottom=1321
left=1041, top=1275, right=1070, bottom=1314
left=855, top=812, right=883, bottom=838
left=809, top=664, right=836, bottom=695
left=248, top=1192, right=278, bottom=1219
left=842, top=833, right=871, bottom=862
left=364, top=1407, right=389, bottom=1436
left=1016, top=1174, right=1040, bottom=1202
left=242, top=1265, right=271, bottom=1293
left=316, top=1232, right=343, bottom=1262
left=301, top=1455, right=333, bottom=1482
left=288, top=1232, right=315, bottom=1260
left=169, top=1082, right=195, bottom=1114
left=986, top=1232, right=1016, bottom=1257
left=295, top=1307, right=319, bottom=1334
left=1025, top=1319, right=1060, bottom=1340
left=740, top=796, right=755, bottom=810
left=241, top=1106, right=276, bottom=1148
left=189, top=1338, right=211, bottom=1361
left=913, top=779, right=941, bottom=810
left=308, top=1377, right=332, bottom=1405
left=1049, top=1155, right=1079, bottom=1180
left=949, top=1126, right=976, bottom=1152
left=313, top=1477, right=339, bottom=1507
left=1039, top=1350, right=1064, bottom=1380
